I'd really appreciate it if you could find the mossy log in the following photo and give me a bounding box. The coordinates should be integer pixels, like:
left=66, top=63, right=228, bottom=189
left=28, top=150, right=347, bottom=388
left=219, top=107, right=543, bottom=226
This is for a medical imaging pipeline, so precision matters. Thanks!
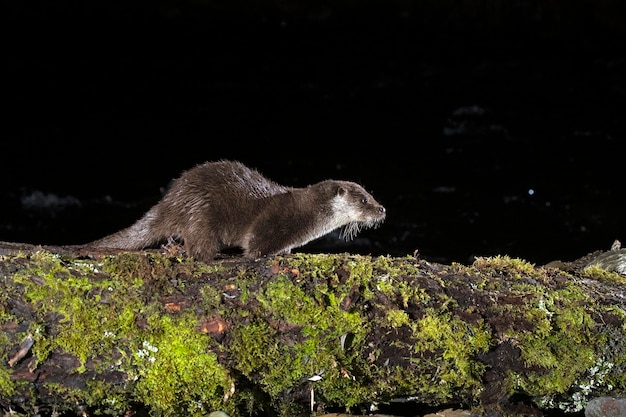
left=0, top=242, right=625, bottom=417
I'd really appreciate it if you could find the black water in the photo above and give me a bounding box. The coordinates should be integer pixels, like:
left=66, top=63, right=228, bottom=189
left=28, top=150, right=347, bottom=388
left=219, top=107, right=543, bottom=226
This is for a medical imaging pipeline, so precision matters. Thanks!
left=2, top=16, right=625, bottom=266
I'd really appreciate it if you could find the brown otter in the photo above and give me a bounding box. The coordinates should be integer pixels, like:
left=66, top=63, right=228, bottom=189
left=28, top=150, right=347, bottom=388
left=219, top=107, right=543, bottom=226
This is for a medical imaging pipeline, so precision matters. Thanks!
left=86, top=160, right=386, bottom=261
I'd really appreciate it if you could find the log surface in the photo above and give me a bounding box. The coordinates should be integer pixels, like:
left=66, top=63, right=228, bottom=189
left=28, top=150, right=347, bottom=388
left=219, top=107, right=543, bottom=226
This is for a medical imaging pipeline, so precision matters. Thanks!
left=0, top=242, right=625, bottom=417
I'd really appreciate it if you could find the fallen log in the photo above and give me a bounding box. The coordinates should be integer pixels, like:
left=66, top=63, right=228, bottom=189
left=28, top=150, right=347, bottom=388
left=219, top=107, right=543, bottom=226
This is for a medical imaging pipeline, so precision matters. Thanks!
left=0, top=241, right=625, bottom=417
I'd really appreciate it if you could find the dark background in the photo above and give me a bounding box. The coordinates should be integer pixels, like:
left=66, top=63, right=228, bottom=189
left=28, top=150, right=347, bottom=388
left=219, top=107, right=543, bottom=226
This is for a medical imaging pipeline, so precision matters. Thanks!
left=2, top=0, right=625, bottom=266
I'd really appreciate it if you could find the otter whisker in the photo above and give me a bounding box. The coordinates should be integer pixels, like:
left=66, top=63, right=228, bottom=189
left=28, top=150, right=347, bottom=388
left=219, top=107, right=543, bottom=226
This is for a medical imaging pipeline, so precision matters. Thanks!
left=340, top=222, right=361, bottom=241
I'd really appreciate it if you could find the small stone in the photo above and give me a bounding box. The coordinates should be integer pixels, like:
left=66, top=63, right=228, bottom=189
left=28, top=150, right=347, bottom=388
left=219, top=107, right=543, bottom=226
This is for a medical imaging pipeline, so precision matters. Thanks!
left=585, top=396, right=626, bottom=417
left=207, top=412, right=230, bottom=417
left=424, top=408, right=472, bottom=417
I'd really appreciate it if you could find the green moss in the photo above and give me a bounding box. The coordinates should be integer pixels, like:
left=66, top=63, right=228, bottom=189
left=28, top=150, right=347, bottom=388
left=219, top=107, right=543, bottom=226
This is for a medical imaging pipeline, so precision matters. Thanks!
left=12, top=252, right=142, bottom=371
left=229, top=320, right=276, bottom=379
left=278, top=253, right=375, bottom=288
left=411, top=312, right=491, bottom=397
left=0, top=358, right=15, bottom=397
left=4, top=250, right=237, bottom=416
left=100, top=252, right=146, bottom=286
left=276, top=253, right=342, bottom=282
left=278, top=254, right=431, bottom=310
left=495, top=265, right=626, bottom=411
left=133, top=314, right=235, bottom=417
left=228, top=272, right=371, bottom=412
left=0, top=306, right=20, bottom=397
left=200, top=282, right=226, bottom=310
left=390, top=253, right=624, bottom=408
left=101, top=251, right=226, bottom=286
left=472, top=255, right=542, bottom=280
left=514, top=286, right=597, bottom=393
left=258, top=274, right=362, bottom=340
left=264, top=254, right=495, bottom=407
left=380, top=277, right=432, bottom=308
left=582, top=265, right=626, bottom=286
left=371, top=254, right=424, bottom=277
left=272, top=253, right=374, bottom=313
left=386, top=309, right=410, bottom=328
left=84, top=380, right=130, bottom=415
left=228, top=317, right=333, bottom=412
left=316, top=366, right=374, bottom=410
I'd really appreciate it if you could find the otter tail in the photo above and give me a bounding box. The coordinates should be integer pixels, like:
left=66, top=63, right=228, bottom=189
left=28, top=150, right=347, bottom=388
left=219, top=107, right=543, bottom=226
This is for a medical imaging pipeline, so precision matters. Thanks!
left=87, top=207, right=161, bottom=250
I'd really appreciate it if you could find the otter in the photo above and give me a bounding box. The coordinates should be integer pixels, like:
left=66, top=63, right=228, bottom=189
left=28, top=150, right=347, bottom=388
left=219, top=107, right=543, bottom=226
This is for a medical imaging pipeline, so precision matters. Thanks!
left=86, top=160, right=386, bottom=261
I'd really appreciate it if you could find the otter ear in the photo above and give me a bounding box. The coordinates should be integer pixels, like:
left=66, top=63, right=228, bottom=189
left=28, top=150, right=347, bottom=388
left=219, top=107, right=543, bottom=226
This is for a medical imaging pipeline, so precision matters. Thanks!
left=336, top=185, right=347, bottom=196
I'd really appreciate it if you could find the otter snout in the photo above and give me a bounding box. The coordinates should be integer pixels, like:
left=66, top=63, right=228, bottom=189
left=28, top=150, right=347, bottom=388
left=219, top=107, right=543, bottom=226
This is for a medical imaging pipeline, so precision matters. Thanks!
left=365, top=204, right=386, bottom=225
left=373, top=205, right=386, bottom=219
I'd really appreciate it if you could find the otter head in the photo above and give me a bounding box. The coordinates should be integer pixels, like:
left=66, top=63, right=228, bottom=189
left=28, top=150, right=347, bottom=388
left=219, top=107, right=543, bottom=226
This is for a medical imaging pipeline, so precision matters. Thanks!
left=330, top=181, right=386, bottom=240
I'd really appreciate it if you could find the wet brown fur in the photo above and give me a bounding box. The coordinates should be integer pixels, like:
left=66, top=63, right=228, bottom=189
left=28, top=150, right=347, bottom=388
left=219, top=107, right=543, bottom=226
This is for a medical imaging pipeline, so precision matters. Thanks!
left=86, top=160, right=386, bottom=261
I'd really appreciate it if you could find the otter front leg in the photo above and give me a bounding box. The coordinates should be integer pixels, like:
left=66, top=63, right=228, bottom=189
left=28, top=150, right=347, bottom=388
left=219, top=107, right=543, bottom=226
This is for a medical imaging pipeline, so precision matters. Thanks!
left=243, top=233, right=294, bottom=259
left=244, top=245, right=293, bottom=259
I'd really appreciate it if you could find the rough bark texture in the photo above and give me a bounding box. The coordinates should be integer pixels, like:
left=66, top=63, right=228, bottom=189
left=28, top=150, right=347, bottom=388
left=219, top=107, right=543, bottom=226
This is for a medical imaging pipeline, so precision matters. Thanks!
left=0, top=242, right=625, bottom=417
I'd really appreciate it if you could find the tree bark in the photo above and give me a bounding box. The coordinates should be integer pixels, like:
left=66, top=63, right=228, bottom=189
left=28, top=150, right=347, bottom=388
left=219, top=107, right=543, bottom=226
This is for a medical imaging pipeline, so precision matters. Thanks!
left=0, top=241, right=625, bottom=417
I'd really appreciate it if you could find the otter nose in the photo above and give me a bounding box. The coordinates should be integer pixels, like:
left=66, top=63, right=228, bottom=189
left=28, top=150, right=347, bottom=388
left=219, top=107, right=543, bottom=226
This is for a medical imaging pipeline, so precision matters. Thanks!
left=379, top=206, right=386, bottom=214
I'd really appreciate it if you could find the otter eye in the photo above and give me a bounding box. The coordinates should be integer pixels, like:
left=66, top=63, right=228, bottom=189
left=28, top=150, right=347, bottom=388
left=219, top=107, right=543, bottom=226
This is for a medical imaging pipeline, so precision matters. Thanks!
left=361, top=198, right=368, bottom=204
